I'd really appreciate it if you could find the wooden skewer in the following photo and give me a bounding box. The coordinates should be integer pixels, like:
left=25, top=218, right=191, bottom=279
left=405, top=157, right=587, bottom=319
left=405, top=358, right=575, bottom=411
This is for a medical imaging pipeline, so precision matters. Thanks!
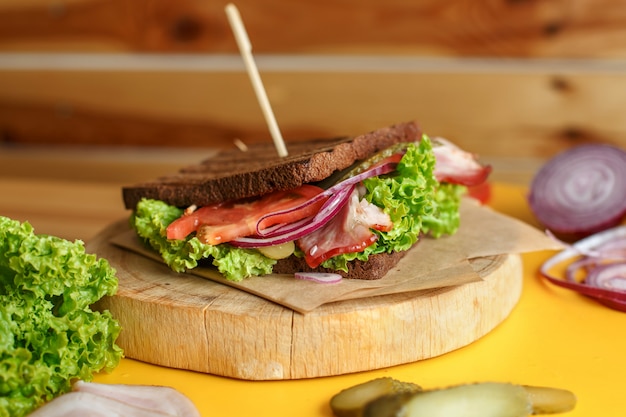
left=225, top=3, right=288, bottom=157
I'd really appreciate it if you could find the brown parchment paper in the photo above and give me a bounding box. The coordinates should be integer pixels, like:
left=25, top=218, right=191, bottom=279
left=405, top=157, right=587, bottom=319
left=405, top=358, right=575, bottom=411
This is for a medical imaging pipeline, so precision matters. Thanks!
left=110, top=198, right=563, bottom=313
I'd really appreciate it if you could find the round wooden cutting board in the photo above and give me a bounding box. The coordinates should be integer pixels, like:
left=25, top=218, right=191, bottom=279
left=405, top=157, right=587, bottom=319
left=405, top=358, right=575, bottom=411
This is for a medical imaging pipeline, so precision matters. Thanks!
left=88, top=220, right=523, bottom=381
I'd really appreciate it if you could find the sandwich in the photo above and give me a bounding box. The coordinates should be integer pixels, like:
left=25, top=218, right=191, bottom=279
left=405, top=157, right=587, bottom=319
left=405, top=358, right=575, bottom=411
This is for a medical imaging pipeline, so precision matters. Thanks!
left=122, top=121, right=490, bottom=282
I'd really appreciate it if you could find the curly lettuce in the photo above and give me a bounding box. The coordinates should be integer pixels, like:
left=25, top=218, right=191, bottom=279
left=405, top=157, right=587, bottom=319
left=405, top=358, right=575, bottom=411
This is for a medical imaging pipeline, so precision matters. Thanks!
left=131, top=200, right=276, bottom=281
left=319, top=136, right=464, bottom=271
left=0, top=216, right=122, bottom=417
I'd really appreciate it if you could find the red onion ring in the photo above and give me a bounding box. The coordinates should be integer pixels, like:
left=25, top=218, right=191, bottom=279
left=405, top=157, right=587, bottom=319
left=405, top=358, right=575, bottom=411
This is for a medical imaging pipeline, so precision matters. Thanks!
left=256, top=217, right=312, bottom=239
left=255, top=161, right=397, bottom=236
left=540, top=226, right=626, bottom=312
left=564, top=257, right=599, bottom=283
left=230, top=185, right=355, bottom=247
left=529, top=144, right=626, bottom=240
left=230, top=161, right=398, bottom=248
left=587, top=263, right=626, bottom=291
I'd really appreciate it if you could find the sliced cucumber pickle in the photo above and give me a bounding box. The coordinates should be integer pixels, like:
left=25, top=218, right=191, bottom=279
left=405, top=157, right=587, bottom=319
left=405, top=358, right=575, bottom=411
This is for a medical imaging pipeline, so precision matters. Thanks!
left=257, top=241, right=295, bottom=259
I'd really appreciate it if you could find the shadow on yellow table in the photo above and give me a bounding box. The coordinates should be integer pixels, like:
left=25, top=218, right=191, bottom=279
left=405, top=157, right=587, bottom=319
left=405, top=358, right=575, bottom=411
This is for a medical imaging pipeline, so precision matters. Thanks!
left=93, top=183, right=626, bottom=416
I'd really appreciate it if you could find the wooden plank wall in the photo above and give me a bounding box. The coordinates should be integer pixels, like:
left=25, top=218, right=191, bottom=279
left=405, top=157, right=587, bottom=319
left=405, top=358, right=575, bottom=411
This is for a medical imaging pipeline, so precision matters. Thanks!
left=1, top=0, right=626, bottom=163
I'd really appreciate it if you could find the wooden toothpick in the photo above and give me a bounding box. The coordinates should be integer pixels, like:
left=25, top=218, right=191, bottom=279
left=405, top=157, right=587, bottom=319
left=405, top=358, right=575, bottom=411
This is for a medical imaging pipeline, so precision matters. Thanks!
left=225, top=3, right=288, bottom=157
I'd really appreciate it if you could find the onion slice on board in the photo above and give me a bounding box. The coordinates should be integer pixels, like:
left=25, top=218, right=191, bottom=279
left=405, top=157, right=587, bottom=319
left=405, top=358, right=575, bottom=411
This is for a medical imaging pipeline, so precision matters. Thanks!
left=528, top=144, right=626, bottom=240
left=540, top=226, right=626, bottom=312
left=294, top=272, right=342, bottom=284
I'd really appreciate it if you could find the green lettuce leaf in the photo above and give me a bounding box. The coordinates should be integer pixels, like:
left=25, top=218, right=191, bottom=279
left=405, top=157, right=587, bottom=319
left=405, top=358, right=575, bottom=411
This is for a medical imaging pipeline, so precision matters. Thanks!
left=0, top=216, right=122, bottom=417
left=131, top=200, right=276, bottom=281
left=319, top=137, right=464, bottom=271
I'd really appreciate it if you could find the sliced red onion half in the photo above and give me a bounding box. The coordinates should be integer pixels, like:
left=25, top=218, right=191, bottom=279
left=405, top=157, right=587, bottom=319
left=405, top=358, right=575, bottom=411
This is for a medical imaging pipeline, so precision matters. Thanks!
left=540, top=226, right=626, bottom=312
left=230, top=161, right=397, bottom=248
left=529, top=144, right=626, bottom=240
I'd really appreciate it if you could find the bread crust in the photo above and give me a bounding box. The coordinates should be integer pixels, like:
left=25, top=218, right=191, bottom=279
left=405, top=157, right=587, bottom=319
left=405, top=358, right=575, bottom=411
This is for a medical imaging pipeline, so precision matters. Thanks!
left=122, top=121, right=421, bottom=209
left=272, top=250, right=409, bottom=280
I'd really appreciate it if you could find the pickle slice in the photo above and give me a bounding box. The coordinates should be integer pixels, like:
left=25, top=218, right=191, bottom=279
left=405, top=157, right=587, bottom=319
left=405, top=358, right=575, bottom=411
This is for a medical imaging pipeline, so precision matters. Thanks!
left=330, top=377, right=421, bottom=417
left=363, top=383, right=532, bottom=417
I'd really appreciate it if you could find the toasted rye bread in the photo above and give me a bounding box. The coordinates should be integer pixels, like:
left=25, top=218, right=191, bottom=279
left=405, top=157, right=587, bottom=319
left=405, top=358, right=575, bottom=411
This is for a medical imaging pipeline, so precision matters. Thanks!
left=122, top=121, right=421, bottom=209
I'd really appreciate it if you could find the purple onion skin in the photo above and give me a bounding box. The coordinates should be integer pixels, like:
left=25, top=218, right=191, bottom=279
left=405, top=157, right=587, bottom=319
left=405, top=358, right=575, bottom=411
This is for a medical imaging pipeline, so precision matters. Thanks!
left=528, top=144, right=626, bottom=242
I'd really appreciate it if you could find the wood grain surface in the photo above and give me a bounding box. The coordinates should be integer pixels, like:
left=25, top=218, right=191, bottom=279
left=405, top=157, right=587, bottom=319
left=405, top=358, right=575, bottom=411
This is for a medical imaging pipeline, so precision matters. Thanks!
left=87, top=219, right=523, bottom=380
left=2, top=68, right=625, bottom=159
left=1, top=0, right=625, bottom=161
left=2, top=0, right=626, bottom=57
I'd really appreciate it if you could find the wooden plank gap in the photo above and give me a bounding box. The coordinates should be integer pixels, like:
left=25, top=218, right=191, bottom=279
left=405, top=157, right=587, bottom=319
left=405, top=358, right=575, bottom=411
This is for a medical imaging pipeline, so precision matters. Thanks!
left=2, top=53, right=626, bottom=74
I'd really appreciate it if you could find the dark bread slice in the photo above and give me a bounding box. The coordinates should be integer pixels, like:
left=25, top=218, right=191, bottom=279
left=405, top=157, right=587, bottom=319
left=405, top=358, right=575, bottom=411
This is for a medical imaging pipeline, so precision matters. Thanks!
left=122, top=121, right=421, bottom=209
left=272, top=250, right=409, bottom=280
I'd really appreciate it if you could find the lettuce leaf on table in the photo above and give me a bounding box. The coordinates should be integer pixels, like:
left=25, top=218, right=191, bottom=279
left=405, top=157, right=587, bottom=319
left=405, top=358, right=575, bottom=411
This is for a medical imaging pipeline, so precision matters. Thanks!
left=0, top=217, right=122, bottom=417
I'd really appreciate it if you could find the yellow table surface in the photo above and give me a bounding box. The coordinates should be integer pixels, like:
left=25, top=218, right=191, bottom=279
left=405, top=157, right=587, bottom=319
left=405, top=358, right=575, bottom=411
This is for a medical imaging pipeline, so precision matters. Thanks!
left=88, top=183, right=624, bottom=417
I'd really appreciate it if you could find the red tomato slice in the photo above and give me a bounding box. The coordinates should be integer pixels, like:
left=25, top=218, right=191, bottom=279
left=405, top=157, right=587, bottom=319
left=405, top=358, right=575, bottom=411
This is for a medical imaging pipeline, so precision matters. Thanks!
left=306, top=234, right=378, bottom=269
left=466, top=181, right=491, bottom=204
left=166, top=185, right=326, bottom=245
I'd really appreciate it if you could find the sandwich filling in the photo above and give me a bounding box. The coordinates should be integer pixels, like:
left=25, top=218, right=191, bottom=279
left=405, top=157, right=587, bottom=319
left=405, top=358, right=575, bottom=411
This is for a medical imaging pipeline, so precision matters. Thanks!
left=130, top=136, right=488, bottom=281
